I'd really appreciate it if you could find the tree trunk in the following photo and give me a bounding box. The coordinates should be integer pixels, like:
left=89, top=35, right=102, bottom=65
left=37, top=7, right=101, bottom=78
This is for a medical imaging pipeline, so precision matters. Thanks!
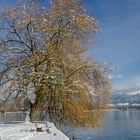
left=28, top=89, right=41, bottom=122
left=29, top=102, right=36, bottom=122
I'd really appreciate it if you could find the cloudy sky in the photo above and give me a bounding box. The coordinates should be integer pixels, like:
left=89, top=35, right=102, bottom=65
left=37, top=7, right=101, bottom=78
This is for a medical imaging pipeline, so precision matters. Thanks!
left=0, top=0, right=140, bottom=90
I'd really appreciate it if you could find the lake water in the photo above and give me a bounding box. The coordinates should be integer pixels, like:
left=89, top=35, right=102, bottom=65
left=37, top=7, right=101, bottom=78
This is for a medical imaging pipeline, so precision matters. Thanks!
left=65, top=110, right=140, bottom=140
left=0, top=112, right=25, bottom=122
left=0, top=110, right=140, bottom=140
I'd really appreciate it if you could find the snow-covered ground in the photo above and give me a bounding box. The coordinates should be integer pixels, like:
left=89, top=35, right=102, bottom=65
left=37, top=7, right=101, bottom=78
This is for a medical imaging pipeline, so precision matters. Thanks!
left=0, top=122, right=69, bottom=140
left=127, top=90, right=140, bottom=96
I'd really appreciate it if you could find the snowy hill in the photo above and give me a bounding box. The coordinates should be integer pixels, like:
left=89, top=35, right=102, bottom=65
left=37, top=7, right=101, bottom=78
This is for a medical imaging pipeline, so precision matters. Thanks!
left=111, top=88, right=140, bottom=104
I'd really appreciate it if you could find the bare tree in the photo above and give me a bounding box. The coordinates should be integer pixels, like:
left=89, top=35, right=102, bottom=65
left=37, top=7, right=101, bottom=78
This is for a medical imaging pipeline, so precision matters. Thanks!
left=0, top=0, right=111, bottom=127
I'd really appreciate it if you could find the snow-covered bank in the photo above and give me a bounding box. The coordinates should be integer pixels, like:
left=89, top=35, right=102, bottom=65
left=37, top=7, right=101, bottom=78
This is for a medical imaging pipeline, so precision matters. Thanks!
left=0, top=122, right=69, bottom=140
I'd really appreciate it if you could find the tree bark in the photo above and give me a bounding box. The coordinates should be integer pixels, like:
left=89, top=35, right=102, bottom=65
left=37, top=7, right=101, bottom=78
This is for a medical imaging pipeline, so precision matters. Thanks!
left=29, top=102, right=36, bottom=122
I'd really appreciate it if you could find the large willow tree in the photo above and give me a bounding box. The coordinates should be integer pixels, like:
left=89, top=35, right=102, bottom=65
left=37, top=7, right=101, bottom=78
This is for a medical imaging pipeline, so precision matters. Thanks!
left=0, top=0, right=110, bottom=127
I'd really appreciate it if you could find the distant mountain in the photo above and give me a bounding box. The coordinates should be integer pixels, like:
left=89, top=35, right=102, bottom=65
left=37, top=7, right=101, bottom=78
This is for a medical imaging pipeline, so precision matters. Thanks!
left=111, top=88, right=140, bottom=104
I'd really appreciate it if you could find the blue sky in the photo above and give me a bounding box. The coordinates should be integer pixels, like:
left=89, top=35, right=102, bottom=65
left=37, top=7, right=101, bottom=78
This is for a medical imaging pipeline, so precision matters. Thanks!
left=0, top=0, right=140, bottom=90
left=83, top=0, right=140, bottom=90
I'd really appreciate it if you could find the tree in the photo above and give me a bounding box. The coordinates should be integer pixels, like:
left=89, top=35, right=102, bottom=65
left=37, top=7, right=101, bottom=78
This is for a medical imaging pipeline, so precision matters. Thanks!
left=0, top=0, right=110, bottom=127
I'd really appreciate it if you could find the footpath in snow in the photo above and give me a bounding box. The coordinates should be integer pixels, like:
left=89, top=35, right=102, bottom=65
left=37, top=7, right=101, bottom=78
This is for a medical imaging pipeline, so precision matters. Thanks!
left=0, top=121, right=69, bottom=140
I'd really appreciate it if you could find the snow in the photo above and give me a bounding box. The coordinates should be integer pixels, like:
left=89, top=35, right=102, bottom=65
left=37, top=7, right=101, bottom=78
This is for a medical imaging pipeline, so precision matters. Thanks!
left=116, top=103, right=129, bottom=106
left=0, top=122, right=69, bottom=140
left=127, top=90, right=140, bottom=96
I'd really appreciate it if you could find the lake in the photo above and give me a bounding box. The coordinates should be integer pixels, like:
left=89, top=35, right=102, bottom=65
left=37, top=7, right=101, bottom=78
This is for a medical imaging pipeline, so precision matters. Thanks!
left=0, top=110, right=140, bottom=140
left=65, top=110, right=140, bottom=140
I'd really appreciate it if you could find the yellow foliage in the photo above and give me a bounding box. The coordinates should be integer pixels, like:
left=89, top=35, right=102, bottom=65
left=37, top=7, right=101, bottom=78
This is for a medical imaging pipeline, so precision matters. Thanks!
left=0, top=0, right=111, bottom=128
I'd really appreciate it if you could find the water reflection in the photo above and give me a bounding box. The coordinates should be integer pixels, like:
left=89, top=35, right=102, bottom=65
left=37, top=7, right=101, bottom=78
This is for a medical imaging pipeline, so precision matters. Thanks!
left=64, top=110, right=140, bottom=140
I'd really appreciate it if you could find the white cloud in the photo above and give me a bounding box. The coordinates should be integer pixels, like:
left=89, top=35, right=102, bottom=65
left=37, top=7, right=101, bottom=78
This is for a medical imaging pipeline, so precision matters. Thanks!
left=108, top=74, right=114, bottom=80
left=116, top=74, right=123, bottom=78
left=112, top=76, right=140, bottom=90
left=108, top=74, right=123, bottom=80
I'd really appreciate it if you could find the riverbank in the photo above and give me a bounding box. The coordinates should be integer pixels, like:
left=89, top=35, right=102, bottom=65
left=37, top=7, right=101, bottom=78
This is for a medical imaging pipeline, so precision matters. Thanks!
left=0, top=121, right=69, bottom=140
